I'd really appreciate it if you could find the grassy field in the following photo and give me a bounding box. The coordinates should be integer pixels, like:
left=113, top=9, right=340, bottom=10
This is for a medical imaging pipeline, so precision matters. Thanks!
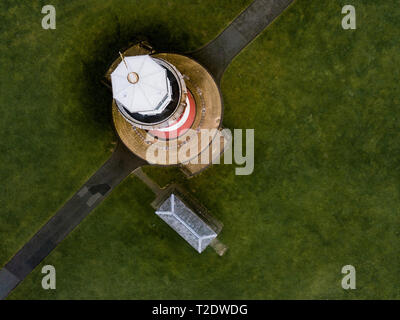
left=1, top=0, right=399, bottom=299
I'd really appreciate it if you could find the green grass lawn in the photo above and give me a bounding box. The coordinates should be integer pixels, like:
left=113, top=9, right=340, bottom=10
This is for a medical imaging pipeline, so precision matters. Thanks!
left=1, top=0, right=399, bottom=299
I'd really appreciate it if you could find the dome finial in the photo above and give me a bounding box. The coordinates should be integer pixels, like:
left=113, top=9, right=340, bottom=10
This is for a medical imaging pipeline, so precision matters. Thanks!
left=127, top=72, right=139, bottom=84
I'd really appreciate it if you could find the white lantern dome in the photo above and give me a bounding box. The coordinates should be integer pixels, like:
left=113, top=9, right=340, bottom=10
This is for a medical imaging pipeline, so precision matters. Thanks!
left=111, top=55, right=172, bottom=115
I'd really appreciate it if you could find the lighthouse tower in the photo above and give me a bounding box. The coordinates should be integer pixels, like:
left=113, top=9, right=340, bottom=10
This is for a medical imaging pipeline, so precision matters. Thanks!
left=111, top=54, right=196, bottom=140
left=106, top=42, right=225, bottom=176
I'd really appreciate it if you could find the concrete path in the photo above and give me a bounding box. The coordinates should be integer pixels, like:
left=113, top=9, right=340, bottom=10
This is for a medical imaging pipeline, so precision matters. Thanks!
left=190, top=0, right=295, bottom=83
left=0, top=142, right=146, bottom=299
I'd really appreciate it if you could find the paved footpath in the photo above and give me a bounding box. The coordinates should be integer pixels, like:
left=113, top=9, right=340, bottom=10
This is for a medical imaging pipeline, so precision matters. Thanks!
left=190, top=0, right=294, bottom=83
left=0, top=0, right=295, bottom=300
left=0, top=142, right=146, bottom=299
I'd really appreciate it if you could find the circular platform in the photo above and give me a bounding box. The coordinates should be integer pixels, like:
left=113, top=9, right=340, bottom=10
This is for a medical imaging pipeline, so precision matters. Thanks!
left=112, top=52, right=223, bottom=166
